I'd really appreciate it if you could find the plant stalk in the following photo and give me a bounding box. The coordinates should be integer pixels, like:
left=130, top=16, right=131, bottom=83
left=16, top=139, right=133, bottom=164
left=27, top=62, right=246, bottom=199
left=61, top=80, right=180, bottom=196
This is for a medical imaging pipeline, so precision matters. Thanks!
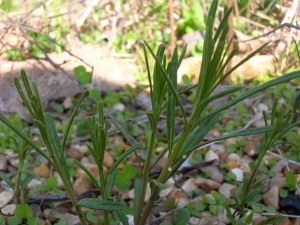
left=135, top=127, right=157, bottom=224
left=137, top=123, right=192, bottom=225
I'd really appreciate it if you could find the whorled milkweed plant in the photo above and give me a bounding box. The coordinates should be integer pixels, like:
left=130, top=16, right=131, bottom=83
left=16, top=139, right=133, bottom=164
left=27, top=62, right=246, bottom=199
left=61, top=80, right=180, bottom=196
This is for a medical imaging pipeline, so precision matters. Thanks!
left=0, top=0, right=299, bottom=224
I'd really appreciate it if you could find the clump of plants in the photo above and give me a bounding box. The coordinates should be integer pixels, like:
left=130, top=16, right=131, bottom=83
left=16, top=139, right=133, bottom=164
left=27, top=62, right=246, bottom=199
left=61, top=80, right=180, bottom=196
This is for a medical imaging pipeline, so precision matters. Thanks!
left=0, top=0, right=300, bottom=224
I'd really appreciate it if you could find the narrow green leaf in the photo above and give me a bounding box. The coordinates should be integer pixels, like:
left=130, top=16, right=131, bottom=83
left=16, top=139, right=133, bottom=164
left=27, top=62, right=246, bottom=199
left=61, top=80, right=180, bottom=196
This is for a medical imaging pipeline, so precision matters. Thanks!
left=167, top=47, right=178, bottom=153
left=107, top=169, right=117, bottom=197
left=134, top=178, right=141, bottom=220
left=0, top=113, right=49, bottom=160
left=144, top=41, right=187, bottom=126
left=78, top=199, right=124, bottom=211
left=73, top=160, right=100, bottom=189
left=61, top=90, right=89, bottom=153
left=116, top=211, right=129, bottom=225
left=205, top=70, right=300, bottom=122
left=147, top=112, right=156, bottom=131
left=45, top=113, right=61, bottom=159
left=143, top=44, right=154, bottom=111
left=183, top=127, right=270, bottom=157
left=285, top=171, right=297, bottom=187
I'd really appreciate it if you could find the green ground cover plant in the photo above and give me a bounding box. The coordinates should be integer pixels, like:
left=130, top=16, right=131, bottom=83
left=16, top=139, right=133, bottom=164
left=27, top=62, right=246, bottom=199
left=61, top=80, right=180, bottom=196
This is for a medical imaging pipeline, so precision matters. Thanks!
left=0, top=0, right=300, bottom=224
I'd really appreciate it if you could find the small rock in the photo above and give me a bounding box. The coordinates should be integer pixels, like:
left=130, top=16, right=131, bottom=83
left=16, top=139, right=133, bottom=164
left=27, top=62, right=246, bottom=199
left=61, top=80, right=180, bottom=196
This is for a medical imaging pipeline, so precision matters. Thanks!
left=200, top=166, right=224, bottom=183
left=252, top=217, right=268, bottom=225
left=269, top=173, right=285, bottom=189
left=77, top=145, right=89, bottom=154
left=113, top=103, right=125, bottom=111
left=127, top=215, right=134, bottom=225
left=103, top=151, right=114, bottom=168
left=159, top=184, right=175, bottom=199
left=271, top=160, right=286, bottom=173
left=112, top=135, right=130, bottom=151
left=66, top=148, right=84, bottom=161
left=30, top=204, right=43, bottom=218
left=182, top=178, right=198, bottom=193
left=73, top=174, right=93, bottom=195
left=75, top=163, right=101, bottom=178
left=8, top=158, right=19, bottom=168
left=0, top=157, right=7, bottom=171
left=218, top=183, right=236, bottom=199
left=1, top=203, right=16, bottom=216
left=170, top=188, right=188, bottom=207
left=27, top=179, right=43, bottom=190
left=135, top=93, right=152, bottom=111
left=257, top=103, right=269, bottom=113
left=34, top=162, right=50, bottom=178
left=195, top=177, right=221, bottom=191
left=54, top=173, right=65, bottom=189
left=129, top=183, right=151, bottom=201
left=231, top=168, right=244, bottom=182
left=274, top=217, right=292, bottom=225
left=0, top=190, right=14, bottom=207
left=60, top=213, right=80, bottom=225
left=204, top=150, right=219, bottom=162
left=63, top=97, right=73, bottom=109
left=263, top=186, right=279, bottom=209
left=43, top=208, right=58, bottom=222
left=226, top=153, right=243, bottom=171
left=80, top=157, right=90, bottom=164
left=210, top=144, right=225, bottom=153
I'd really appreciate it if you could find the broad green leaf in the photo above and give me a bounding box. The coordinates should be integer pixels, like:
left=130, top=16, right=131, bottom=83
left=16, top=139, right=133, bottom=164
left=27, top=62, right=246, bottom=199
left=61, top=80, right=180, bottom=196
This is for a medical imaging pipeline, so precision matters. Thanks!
left=285, top=171, right=297, bottom=187
left=176, top=208, right=190, bottom=225
left=73, top=65, right=91, bottom=85
left=45, top=176, right=58, bottom=191
left=15, top=204, right=33, bottom=218
left=78, top=199, right=124, bottom=211
left=7, top=216, right=22, bottom=225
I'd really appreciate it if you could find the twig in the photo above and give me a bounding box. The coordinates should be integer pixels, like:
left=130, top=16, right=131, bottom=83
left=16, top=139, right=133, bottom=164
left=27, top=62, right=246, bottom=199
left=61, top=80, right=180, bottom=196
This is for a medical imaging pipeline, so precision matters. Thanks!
left=237, top=23, right=300, bottom=43
left=261, top=212, right=300, bottom=219
left=266, top=150, right=300, bottom=167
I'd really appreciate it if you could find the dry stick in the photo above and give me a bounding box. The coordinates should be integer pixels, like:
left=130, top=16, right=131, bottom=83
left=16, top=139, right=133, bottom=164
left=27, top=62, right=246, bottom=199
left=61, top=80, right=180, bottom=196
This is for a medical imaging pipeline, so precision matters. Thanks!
left=261, top=212, right=300, bottom=219
left=266, top=150, right=300, bottom=167
left=236, top=23, right=300, bottom=43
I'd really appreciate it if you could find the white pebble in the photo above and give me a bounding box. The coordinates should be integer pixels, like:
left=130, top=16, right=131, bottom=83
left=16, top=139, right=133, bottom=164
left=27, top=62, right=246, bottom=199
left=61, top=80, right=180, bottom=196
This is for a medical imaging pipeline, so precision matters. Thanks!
left=231, top=168, right=244, bottom=182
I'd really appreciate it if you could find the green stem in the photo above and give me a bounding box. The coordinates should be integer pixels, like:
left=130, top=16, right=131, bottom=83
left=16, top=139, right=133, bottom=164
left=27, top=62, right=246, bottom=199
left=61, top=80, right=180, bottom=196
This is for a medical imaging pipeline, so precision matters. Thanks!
left=52, top=158, right=88, bottom=225
left=99, top=168, right=110, bottom=225
left=135, top=127, right=157, bottom=224
left=137, top=123, right=192, bottom=225
left=15, top=163, right=22, bottom=204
